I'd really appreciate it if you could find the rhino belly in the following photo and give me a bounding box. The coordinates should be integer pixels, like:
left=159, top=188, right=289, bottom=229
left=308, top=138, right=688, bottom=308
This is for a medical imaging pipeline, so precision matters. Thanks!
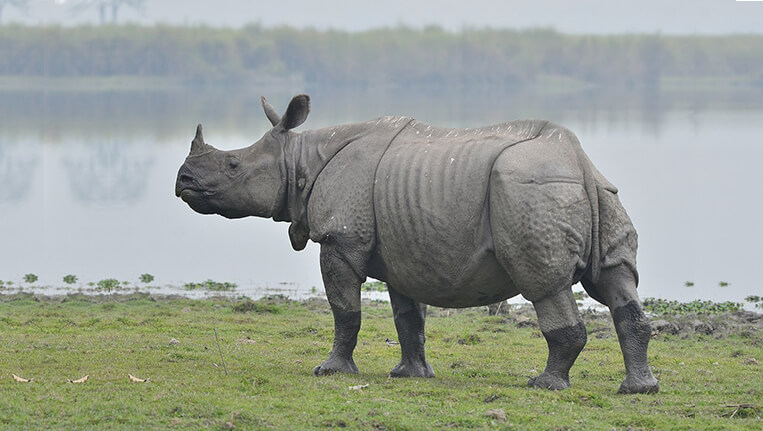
left=374, top=245, right=519, bottom=308
left=373, top=131, right=521, bottom=308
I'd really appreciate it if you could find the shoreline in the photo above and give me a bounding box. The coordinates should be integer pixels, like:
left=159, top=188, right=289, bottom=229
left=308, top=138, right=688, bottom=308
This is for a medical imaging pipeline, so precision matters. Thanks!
left=2, top=291, right=760, bottom=338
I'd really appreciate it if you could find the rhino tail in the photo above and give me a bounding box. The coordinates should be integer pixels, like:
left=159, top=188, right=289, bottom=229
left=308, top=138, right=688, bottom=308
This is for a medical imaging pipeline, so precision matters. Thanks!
left=570, top=134, right=601, bottom=284
left=585, top=163, right=602, bottom=284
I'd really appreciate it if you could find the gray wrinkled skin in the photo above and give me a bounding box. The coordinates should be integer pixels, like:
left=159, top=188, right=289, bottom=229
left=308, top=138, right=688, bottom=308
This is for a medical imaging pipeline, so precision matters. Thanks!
left=175, top=94, right=658, bottom=394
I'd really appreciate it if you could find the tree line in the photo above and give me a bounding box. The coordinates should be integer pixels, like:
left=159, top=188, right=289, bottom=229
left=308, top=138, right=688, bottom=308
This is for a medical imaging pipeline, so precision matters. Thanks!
left=1, top=24, right=762, bottom=90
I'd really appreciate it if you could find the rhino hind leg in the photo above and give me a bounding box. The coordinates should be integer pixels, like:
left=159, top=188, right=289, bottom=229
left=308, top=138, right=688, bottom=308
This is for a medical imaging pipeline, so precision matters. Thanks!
left=387, top=286, right=435, bottom=378
left=528, top=288, right=587, bottom=390
left=594, top=265, right=659, bottom=394
left=313, top=244, right=363, bottom=376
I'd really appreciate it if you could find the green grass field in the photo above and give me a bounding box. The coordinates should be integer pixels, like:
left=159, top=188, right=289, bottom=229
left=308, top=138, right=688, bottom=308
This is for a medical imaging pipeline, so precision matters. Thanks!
left=0, top=294, right=760, bottom=430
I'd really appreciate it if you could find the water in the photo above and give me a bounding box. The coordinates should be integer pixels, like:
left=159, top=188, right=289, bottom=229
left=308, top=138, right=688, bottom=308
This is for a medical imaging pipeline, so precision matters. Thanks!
left=1, top=87, right=761, bottom=305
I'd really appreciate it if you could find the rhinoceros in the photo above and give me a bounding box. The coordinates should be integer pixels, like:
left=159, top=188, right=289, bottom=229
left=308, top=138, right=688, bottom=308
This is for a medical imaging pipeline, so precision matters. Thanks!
left=175, top=94, right=658, bottom=394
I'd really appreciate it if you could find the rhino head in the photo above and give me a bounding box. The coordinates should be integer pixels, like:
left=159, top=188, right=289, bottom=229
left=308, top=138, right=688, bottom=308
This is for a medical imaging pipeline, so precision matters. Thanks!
left=175, top=94, right=310, bottom=220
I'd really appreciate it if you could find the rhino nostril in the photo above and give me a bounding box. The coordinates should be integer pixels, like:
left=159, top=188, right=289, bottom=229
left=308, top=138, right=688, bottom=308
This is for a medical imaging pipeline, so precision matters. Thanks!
left=179, top=174, right=194, bottom=184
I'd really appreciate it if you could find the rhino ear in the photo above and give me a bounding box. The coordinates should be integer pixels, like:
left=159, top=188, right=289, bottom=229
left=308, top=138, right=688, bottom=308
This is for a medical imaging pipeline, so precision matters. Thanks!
left=261, top=96, right=281, bottom=126
left=278, top=94, right=310, bottom=131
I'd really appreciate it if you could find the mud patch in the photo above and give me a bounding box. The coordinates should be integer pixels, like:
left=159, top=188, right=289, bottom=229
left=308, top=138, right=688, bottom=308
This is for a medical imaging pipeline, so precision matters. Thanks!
left=648, top=311, right=762, bottom=339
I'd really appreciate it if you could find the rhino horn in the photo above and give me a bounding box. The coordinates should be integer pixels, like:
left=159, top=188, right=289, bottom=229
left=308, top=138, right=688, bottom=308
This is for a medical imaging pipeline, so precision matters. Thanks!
left=189, top=124, right=211, bottom=155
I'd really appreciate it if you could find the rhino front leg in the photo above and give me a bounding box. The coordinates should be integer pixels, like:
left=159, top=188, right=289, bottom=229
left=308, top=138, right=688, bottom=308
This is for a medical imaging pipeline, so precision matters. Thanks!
left=595, top=265, right=659, bottom=394
left=529, top=288, right=587, bottom=390
left=313, top=244, right=363, bottom=376
left=387, top=286, right=435, bottom=378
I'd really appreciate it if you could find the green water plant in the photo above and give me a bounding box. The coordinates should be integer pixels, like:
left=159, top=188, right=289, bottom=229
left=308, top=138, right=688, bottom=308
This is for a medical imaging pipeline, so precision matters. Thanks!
left=96, top=278, right=121, bottom=292
left=361, top=281, right=386, bottom=292
left=183, top=280, right=237, bottom=291
left=139, top=273, right=154, bottom=284
left=23, top=273, right=38, bottom=284
left=642, top=298, right=742, bottom=315
left=63, top=274, right=78, bottom=284
left=745, top=295, right=763, bottom=309
left=573, top=291, right=589, bottom=301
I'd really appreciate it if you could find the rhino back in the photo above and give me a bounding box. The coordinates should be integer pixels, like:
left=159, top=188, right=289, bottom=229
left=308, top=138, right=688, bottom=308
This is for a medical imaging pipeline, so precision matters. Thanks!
left=373, top=120, right=547, bottom=305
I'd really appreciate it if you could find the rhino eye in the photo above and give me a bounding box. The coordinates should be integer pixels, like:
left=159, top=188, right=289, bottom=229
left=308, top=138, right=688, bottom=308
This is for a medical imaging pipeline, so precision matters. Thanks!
left=227, top=159, right=240, bottom=171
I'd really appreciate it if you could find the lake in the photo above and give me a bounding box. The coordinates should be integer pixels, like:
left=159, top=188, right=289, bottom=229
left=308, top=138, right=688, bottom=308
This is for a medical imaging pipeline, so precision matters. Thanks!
left=1, top=85, right=761, bottom=305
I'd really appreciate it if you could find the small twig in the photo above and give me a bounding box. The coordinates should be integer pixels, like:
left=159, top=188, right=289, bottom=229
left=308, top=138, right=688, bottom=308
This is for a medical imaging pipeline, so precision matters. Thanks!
left=723, top=403, right=759, bottom=419
left=213, top=326, right=228, bottom=376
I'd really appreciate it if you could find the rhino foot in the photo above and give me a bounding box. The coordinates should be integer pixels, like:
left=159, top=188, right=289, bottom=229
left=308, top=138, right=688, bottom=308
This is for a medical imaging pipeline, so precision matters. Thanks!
left=312, top=356, right=359, bottom=376
left=390, top=360, right=435, bottom=378
left=618, top=374, right=659, bottom=394
left=528, top=372, right=570, bottom=390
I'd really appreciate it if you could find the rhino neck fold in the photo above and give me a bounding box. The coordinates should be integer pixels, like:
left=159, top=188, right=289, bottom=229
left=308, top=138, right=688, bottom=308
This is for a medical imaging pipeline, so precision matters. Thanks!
left=278, top=123, right=378, bottom=251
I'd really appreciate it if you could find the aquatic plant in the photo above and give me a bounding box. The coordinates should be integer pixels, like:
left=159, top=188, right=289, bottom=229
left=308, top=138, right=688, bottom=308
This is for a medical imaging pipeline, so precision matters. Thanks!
left=642, top=298, right=742, bottom=315
left=96, top=278, right=121, bottom=292
left=745, top=295, right=763, bottom=309
left=183, top=280, right=237, bottom=291
left=139, top=273, right=154, bottom=283
left=63, top=274, right=78, bottom=284
left=361, top=281, right=387, bottom=292
left=23, top=274, right=38, bottom=284
left=573, top=291, right=589, bottom=301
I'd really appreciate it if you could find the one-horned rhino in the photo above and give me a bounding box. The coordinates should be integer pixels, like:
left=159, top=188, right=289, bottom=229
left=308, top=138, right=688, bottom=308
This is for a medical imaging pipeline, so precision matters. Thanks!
left=175, top=94, right=658, bottom=394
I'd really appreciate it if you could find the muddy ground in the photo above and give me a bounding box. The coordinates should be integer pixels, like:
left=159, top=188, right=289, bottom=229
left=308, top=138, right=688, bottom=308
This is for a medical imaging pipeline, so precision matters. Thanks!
left=480, top=302, right=763, bottom=341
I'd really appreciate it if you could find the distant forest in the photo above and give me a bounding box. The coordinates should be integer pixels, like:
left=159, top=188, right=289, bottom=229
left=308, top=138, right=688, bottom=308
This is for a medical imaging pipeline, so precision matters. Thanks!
left=1, top=24, right=763, bottom=90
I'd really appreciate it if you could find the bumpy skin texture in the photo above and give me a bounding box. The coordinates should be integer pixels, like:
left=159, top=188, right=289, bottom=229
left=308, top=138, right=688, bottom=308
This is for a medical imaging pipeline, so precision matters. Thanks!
left=175, top=94, right=658, bottom=393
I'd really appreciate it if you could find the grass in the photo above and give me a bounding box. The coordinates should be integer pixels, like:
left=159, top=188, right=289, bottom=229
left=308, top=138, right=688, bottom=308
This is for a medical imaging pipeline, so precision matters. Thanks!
left=0, top=294, right=761, bottom=430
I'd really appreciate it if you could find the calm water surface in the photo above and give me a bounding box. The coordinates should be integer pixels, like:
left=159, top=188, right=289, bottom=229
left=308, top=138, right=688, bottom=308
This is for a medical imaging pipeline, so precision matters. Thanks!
left=1, top=88, right=761, bottom=304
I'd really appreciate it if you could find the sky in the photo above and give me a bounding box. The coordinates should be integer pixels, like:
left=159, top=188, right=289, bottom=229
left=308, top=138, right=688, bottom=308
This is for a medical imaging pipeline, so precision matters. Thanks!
left=4, top=0, right=763, bottom=34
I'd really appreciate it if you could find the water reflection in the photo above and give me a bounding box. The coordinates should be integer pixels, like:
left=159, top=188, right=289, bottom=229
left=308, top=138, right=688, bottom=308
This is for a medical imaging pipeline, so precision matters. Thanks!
left=0, top=141, right=39, bottom=204
left=62, top=140, right=153, bottom=204
left=2, top=86, right=761, bottom=141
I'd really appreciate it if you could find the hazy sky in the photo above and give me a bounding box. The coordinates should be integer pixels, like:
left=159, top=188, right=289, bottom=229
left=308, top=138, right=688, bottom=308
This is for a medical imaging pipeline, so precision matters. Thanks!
left=5, top=0, right=763, bottom=34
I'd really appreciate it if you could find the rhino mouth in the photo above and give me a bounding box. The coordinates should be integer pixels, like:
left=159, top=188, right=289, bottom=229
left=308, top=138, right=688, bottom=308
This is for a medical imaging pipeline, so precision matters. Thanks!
left=175, top=179, right=215, bottom=199
left=175, top=185, right=202, bottom=198
left=179, top=189, right=248, bottom=219
left=175, top=168, right=210, bottom=197
left=177, top=189, right=216, bottom=214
